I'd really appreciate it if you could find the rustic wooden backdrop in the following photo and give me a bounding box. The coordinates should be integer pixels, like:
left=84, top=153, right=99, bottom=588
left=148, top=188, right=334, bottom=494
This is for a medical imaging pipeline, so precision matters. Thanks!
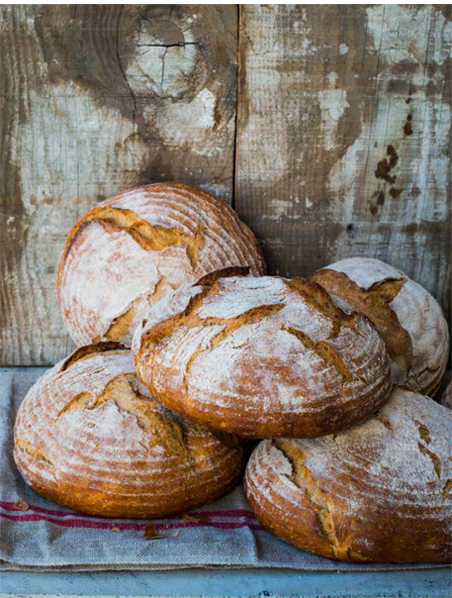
left=1, top=4, right=451, bottom=366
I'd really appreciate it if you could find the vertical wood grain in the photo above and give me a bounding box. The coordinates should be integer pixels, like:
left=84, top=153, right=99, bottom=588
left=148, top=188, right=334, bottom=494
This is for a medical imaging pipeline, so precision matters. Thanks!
left=2, top=4, right=451, bottom=366
left=236, top=5, right=451, bottom=323
left=0, top=5, right=237, bottom=365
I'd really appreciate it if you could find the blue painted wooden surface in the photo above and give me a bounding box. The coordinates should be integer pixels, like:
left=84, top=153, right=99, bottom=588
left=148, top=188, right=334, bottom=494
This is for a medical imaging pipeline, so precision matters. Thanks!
left=1, top=568, right=451, bottom=597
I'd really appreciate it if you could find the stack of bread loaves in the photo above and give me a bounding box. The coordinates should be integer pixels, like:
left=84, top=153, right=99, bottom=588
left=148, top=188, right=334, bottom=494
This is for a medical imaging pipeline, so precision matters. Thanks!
left=14, top=183, right=451, bottom=564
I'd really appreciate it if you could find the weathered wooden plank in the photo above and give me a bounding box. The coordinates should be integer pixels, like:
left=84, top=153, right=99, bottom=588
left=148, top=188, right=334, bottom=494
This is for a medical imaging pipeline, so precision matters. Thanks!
left=0, top=4, right=237, bottom=365
left=236, top=5, right=451, bottom=325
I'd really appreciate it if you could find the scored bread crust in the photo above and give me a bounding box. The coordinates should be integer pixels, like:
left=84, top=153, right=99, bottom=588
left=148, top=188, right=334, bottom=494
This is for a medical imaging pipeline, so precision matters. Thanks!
left=14, top=343, right=245, bottom=518
left=57, top=182, right=266, bottom=347
left=310, top=257, right=449, bottom=397
left=133, top=269, right=392, bottom=439
left=244, top=387, right=452, bottom=563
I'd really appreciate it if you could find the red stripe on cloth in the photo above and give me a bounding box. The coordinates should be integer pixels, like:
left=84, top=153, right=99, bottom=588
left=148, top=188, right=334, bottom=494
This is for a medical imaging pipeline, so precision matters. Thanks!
left=0, top=501, right=257, bottom=521
left=0, top=511, right=264, bottom=531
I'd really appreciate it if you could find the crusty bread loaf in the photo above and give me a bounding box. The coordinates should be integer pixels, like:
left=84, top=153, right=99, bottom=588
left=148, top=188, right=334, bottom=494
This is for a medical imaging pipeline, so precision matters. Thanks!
left=14, top=343, right=245, bottom=518
left=58, top=182, right=265, bottom=346
left=442, top=382, right=451, bottom=410
left=133, top=268, right=392, bottom=438
left=311, top=257, right=449, bottom=396
left=244, top=387, right=452, bottom=563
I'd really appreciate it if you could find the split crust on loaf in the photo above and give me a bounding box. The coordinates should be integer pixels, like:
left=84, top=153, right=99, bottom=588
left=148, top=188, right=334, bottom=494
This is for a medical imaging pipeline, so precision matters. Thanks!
left=14, top=343, right=245, bottom=518
left=244, top=387, right=452, bottom=563
left=133, top=269, right=392, bottom=438
left=57, top=182, right=266, bottom=346
left=311, top=257, right=449, bottom=396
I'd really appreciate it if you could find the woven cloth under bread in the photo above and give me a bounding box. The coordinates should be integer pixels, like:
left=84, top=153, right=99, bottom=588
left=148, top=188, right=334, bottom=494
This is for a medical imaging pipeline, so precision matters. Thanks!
left=0, top=369, right=447, bottom=572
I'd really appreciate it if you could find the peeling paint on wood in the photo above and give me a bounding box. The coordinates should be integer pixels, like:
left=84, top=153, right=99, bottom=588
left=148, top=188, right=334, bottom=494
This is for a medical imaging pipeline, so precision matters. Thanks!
left=0, top=5, right=237, bottom=365
left=1, top=5, right=451, bottom=365
left=235, top=5, right=451, bottom=328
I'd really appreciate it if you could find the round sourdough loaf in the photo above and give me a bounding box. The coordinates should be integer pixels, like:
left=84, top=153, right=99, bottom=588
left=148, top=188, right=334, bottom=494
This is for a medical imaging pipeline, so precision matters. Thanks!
left=132, top=268, right=392, bottom=438
left=311, top=257, right=449, bottom=396
left=442, top=382, right=451, bottom=410
left=244, top=387, right=452, bottom=563
left=57, top=182, right=265, bottom=346
left=14, top=343, right=245, bottom=518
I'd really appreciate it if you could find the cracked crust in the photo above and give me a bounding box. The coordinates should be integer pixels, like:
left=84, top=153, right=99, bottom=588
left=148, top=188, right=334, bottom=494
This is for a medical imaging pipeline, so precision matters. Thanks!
left=57, top=182, right=266, bottom=346
left=311, top=257, right=449, bottom=396
left=244, top=387, right=452, bottom=563
left=14, top=345, right=245, bottom=518
left=133, top=271, right=392, bottom=438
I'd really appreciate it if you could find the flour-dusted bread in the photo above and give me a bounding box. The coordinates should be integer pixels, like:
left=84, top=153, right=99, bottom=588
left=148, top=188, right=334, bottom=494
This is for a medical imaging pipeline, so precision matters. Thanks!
left=58, top=182, right=265, bottom=346
left=14, top=343, right=245, bottom=518
left=442, top=382, right=452, bottom=410
left=311, top=257, right=449, bottom=396
left=244, top=387, right=452, bottom=563
left=132, top=268, right=392, bottom=438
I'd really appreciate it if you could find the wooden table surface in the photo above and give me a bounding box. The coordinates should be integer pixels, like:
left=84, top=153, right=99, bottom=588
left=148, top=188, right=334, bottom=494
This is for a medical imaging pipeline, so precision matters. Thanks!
left=0, top=4, right=450, bottom=366
left=1, top=566, right=451, bottom=598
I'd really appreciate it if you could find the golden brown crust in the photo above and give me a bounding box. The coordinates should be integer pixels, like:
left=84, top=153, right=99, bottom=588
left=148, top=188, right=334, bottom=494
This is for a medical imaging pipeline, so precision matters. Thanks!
left=14, top=346, right=245, bottom=518
left=57, top=182, right=266, bottom=346
left=133, top=273, right=392, bottom=438
left=59, top=341, right=128, bottom=371
left=311, top=269, right=412, bottom=371
left=195, top=265, right=251, bottom=286
left=311, top=258, right=449, bottom=397
left=244, top=387, right=452, bottom=563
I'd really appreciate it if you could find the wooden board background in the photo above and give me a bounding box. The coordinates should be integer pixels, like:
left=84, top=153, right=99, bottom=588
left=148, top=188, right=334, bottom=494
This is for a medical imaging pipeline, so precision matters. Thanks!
left=1, top=4, right=451, bottom=366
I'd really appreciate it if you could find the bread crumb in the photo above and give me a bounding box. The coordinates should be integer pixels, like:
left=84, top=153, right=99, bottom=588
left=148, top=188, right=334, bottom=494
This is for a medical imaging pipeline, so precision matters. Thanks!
left=12, top=499, right=30, bottom=511
left=143, top=523, right=163, bottom=540
left=182, top=513, right=209, bottom=524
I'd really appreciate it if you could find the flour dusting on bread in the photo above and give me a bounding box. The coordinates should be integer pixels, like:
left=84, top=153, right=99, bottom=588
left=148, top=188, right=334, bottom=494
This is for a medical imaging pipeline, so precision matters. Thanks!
left=311, top=257, right=449, bottom=396
left=245, top=387, right=452, bottom=563
left=58, top=183, right=265, bottom=346
left=134, top=272, right=392, bottom=438
left=14, top=344, right=245, bottom=518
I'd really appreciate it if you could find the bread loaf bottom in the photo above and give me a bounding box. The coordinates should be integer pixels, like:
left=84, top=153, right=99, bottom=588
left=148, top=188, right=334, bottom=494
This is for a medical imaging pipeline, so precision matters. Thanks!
left=14, top=343, right=245, bottom=518
left=244, top=387, right=451, bottom=563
